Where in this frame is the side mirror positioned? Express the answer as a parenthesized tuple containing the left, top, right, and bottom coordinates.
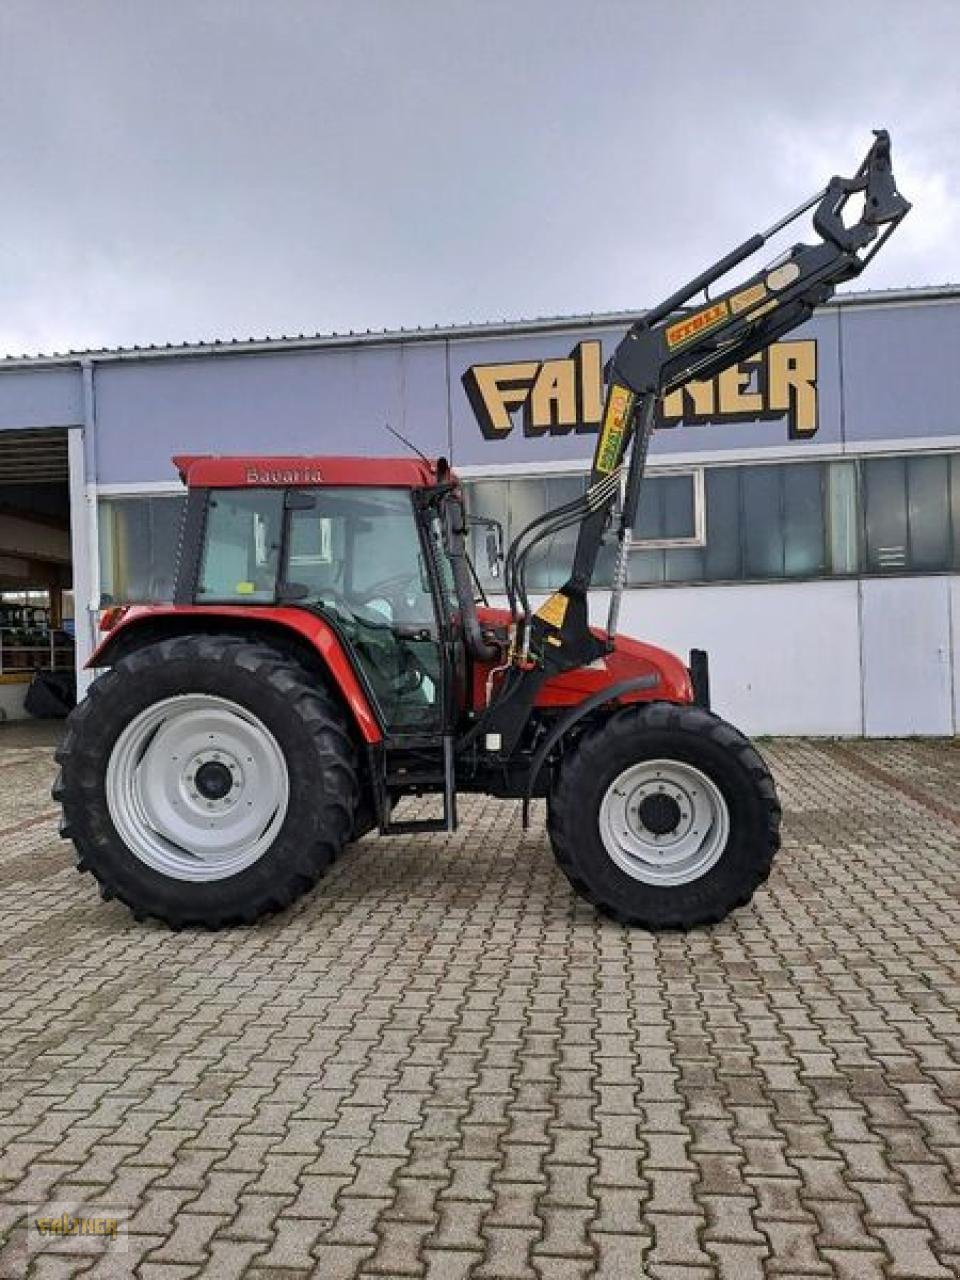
(471, 517, 504, 579)
(485, 527, 502, 579)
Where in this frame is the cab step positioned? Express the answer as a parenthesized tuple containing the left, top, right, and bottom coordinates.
(379, 735, 457, 836)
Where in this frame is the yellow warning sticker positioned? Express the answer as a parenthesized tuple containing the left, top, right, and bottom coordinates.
(595, 384, 635, 474)
(665, 300, 729, 349)
(535, 591, 569, 630)
(235, 582, 256, 595)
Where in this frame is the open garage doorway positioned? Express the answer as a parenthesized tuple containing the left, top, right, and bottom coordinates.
(0, 428, 75, 721)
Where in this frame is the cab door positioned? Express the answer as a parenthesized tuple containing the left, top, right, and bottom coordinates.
(283, 487, 446, 734)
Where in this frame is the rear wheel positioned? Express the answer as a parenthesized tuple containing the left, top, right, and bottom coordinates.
(54, 635, 359, 928)
(547, 702, 780, 929)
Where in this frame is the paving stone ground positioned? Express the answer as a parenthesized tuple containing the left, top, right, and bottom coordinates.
(0, 725, 958, 1279)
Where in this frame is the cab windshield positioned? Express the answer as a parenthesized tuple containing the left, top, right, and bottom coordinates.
(286, 488, 438, 627)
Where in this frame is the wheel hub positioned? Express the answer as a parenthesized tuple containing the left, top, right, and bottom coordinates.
(192, 758, 236, 803)
(599, 758, 730, 887)
(637, 791, 682, 835)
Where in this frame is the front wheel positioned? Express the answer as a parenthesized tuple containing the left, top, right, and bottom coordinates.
(547, 702, 781, 929)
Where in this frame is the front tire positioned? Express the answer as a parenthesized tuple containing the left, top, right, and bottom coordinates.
(54, 635, 359, 929)
(547, 702, 780, 929)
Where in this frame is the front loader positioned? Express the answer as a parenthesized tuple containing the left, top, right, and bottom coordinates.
(55, 132, 909, 930)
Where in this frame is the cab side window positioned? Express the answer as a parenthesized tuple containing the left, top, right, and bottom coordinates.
(198, 490, 284, 602)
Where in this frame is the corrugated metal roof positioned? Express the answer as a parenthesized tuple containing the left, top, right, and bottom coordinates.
(2, 282, 958, 370)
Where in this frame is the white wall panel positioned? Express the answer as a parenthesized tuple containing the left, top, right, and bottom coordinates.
(576, 581, 865, 737)
(860, 577, 953, 736)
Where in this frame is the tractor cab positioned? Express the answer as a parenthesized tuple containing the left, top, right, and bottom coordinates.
(175, 456, 462, 734)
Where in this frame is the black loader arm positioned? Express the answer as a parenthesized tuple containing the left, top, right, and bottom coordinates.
(509, 130, 910, 677)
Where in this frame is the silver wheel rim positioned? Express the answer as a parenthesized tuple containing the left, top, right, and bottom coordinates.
(105, 694, 290, 882)
(599, 758, 730, 886)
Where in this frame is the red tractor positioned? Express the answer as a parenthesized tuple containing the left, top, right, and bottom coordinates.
(55, 134, 909, 930)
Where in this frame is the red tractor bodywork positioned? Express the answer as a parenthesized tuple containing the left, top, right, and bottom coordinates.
(91, 601, 693, 745)
(173, 454, 436, 489)
(471, 605, 692, 710)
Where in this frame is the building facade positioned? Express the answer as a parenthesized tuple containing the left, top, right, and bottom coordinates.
(1, 284, 958, 735)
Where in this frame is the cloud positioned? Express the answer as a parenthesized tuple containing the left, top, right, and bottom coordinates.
(0, 0, 957, 356)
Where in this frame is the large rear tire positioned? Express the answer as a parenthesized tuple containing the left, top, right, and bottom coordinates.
(547, 702, 780, 929)
(54, 635, 359, 929)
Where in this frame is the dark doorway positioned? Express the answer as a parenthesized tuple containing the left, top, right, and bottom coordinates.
(0, 429, 74, 721)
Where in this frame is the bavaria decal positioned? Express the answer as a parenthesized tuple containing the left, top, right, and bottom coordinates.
(245, 467, 324, 485)
(462, 338, 818, 441)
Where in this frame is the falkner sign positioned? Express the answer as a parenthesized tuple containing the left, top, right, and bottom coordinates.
(462, 338, 818, 442)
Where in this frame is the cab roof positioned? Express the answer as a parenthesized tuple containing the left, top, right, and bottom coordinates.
(173, 454, 444, 489)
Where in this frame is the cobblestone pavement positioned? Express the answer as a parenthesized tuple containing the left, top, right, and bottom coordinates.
(0, 729, 958, 1279)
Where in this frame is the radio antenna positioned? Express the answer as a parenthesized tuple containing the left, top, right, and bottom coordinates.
(384, 422, 431, 465)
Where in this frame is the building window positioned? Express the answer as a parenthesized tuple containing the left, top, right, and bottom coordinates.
(863, 454, 956, 574)
(633, 471, 703, 547)
(98, 495, 186, 604)
(698, 468, 740, 583)
(99, 453, 959, 610)
(463, 450, 960, 592)
(863, 457, 909, 571)
(909, 455, 952, 571)
(827, 462, 859, 575)
(466, 470, 703, 591)
(630, 463, 830, 586)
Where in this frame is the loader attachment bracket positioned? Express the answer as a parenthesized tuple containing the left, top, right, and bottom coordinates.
(813, 130, 911, 253)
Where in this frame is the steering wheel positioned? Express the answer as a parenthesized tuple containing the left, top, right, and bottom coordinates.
(360, 569, 424, 599)
(309, 587, 396, 635)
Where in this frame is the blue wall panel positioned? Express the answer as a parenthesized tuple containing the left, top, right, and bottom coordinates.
(839, 301, 960, 444)
(0, 366, 82, 430)
(92, 343, 450, 484)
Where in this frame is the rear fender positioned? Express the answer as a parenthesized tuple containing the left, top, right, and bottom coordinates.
(89, 605, 383, 744)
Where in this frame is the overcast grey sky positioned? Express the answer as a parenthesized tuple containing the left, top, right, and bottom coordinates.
(0, 0, 956, 357)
